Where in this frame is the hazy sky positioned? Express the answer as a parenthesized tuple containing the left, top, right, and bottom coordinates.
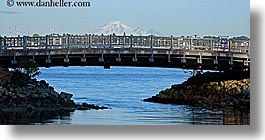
(0, 0, 250, 37)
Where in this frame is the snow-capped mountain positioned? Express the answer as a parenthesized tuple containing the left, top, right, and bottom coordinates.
(94, 21, 162, 36)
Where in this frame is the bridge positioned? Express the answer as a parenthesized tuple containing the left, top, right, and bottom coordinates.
(0, 34, 250, 71)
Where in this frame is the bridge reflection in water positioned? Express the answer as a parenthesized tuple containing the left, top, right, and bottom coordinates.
(0, 34, 250, 71)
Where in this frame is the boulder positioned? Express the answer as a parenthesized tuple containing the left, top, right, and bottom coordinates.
(40, 80, 49, 88)
(0, 79, 8, 86)
(32, 94, 40, 98)
(27, 84, 35, 89)
(0, 68, 11, 82)
(50, 91, 59, 97)
(1, 95, 8, 101)
(79, 102, 109, 110)
(60, 92, 73, 102)
(17, 94, 26, 99)
(61, 100, 76, 108)
(42, 92, 50, 98)
(82, 102, 89, 107)
(0, 87, 4, 97)
(76, 105, 89, 110)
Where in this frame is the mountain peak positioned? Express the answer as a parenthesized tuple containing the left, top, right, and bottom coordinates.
(94, 21, 162, 36)
(108, 20, 122, 25)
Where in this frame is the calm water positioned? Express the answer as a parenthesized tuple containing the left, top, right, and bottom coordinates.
(32, 66, 249, 125)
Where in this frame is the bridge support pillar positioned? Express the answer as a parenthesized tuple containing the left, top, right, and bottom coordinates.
(244, 57, 250, 71)
(81, 50, 86, 63)
(181, 53, 186, 64)
(11, 53, 17, 65)
(244, 54, 250, 67)
(243, 61, 248, 66)
(32, 53, 36, 63)
(46, 51, 51, 64)
(149, 51, 154, 63)
(99, 51, 104, 62)
(168, 50, 171, 63)
(229, 55, 234, 65)
(214, 56, 218, 65)
(132, 50, 137, 62)
(116, 50, 121, 62)
(197, 53, 202, 64)
(64, 51, 69, 63)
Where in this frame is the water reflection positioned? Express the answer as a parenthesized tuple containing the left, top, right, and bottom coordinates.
(0, 110, 73, 125)
(0, 108, 249, 125)
(190, 108, 249, 125)
(222, 109, 250, 125)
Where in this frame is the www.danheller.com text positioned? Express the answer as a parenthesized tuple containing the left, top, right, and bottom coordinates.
(7, 0, 91, 7)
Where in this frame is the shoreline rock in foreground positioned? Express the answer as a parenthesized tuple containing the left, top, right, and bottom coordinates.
(0, 67, 109, 113)
(144, 71, 250, 111)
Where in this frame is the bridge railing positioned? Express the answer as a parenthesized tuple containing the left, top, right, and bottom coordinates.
(0, 34, 250, 54)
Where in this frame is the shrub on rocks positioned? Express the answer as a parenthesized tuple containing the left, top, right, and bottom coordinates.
(16, 60, 41, 79)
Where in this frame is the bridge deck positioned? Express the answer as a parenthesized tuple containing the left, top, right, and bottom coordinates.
(0, 35, 250, 71)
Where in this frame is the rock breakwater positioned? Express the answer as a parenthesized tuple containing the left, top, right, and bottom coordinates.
(0, 67, 109, 113)
(144, 71, 250, 111)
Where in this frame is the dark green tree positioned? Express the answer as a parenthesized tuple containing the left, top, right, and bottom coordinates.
(17, 60, 41, 78)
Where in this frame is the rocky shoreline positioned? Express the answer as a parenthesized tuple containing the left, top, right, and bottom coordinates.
(144, 71, 250, 111)
(0, 67, 109, 113)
